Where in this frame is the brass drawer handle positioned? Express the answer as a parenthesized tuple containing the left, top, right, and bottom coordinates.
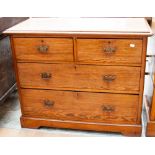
(103, 47, 116, 54)
(41, 72, 52, 79)
(43, 100, 55, 107)
(102, 105, 115, 112)
(103, 75, 116, 82)
(37, 45, 49, 53)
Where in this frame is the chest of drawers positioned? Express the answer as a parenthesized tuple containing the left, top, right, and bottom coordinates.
(5, 18, 152, 136)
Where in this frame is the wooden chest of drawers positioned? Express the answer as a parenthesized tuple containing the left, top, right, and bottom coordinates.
(5, 18, 152, 136)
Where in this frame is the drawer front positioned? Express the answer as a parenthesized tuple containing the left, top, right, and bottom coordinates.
(17, 63, 140, 93)
(21, 89, 138, 124)
(77, 39, 142, 64)
(13, 38, 73, 62)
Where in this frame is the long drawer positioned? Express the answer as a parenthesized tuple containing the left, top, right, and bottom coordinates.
(17, 63, 141, 93)
(77, 39, 142, 65)
(13, 38, 74, 62)
(21, 89, 139, 124)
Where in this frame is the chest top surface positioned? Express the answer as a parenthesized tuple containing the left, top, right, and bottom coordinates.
(4, 17, 152, 36)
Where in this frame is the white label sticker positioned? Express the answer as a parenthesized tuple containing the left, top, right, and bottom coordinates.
(130, 44, 135, 48)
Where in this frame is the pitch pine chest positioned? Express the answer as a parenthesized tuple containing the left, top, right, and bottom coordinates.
(5, 18, 152, 136)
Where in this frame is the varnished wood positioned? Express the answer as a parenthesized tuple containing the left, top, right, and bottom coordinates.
(146, 122, 155, 136)
(17, 63, 141, 93)
(144, 18, 155, 136)
(21, 117, 142, 136)
(150, 88, 155, 120)
(13, 38, 73, 62)
(144, 81, 155, 136)
(6, 18, 151, 136)
(77, 39, 142, 65)
(144, 95, 155, 136)
(21, 89, 139, 125)
(10, 36, 26, 115)
(10, 33, 148, 39)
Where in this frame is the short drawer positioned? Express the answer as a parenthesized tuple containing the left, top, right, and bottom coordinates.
(77, 39, 142, 65)
(17, 63, 141, 93)
(21, 89, 139, 124)
(13, 38, 73, 62)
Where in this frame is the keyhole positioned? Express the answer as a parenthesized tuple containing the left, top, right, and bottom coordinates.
(74, 65, 77, 70)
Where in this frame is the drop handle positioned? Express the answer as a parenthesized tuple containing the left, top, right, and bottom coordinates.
(103, 47, 116, 54)
(103, 74, 116, 82)
(37, 45, 49, 53)
(102, 105, 115, 112)
(41, 72, 52, 80)
(43, 100, 55, 107)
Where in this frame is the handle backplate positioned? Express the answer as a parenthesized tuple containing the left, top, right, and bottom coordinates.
(41, 72, 52, 79)
(37, 45, 49, 53)
(102, 105, 115, 112)
(103, 47, 116, 54)
(103, 74, 116, 82)
(43, 100, 54, 107)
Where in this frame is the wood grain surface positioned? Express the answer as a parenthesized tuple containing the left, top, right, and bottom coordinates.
(13, 38, 73, 62)
(77, 39, 142, 65)
(8, 18, 151, 136)
(17, 63, 141, 93)
(21, 89, 139, 125)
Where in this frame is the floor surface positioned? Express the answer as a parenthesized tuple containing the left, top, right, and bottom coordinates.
(0, 91, 146, 137)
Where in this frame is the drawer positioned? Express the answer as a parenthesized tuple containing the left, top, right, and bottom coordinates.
(17, 63, 141, 93)
(77, 39, 142, 65)
(13, 38, 73, 62)
(21, 89, 139, 124)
